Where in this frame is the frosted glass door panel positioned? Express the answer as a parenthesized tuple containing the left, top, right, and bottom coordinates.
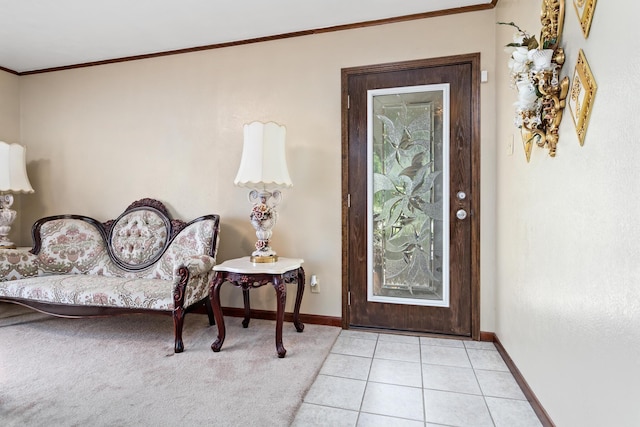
(367, 84, 450, 307)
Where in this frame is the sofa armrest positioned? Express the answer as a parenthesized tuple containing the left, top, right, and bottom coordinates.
(0, 249, 39, 281)
(173, 255, 216, 279)
(171, 255, 216, 307)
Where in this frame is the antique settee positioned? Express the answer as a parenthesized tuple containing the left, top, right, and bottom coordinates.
(0, 198, 220, 353)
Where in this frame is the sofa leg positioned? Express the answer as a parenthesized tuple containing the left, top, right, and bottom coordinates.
(173, 307, 185, 353)
(204, 298, 216, 326)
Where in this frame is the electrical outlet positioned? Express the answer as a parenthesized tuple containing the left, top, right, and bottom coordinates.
(507, 134, 514, 156)
(310, 275, 319, 293)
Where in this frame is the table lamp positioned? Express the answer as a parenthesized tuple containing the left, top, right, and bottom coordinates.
(0, 142, 35, 249)
(234, 121, 292, 263)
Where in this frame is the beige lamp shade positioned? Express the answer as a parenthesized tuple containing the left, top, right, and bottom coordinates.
(0, 142, 34, 193)
(234, 121, 293, 190)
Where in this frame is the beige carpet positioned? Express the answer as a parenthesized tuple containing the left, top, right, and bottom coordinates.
(0, 303, 340, 426)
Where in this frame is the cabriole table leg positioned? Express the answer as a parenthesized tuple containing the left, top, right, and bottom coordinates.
(272, 275, 287, 358)
(293, 267, 305, 333)
(210, 273, 226, 352)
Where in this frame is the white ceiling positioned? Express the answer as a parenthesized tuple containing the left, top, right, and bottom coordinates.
(0, 0, 492, 74)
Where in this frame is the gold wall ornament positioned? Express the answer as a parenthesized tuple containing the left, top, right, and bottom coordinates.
(527, 64, 570, 157)
(568, 49, 597, 145)
(522, 131, 534, 163)
(501, 0, 569, 162)
(574, 0, 597, 38)
(540, 0, 565, 49)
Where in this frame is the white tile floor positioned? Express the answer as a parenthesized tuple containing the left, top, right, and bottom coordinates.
(292, 329, 542, 427)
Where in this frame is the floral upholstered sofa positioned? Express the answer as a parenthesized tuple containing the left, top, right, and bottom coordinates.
(0, 198, 220, 353)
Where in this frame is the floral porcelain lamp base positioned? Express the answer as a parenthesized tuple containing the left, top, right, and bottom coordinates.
(0, 194, 18, 249)
(247, 189, 282, 264)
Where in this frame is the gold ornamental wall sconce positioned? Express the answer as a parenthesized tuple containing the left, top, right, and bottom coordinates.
(500, 0, 570, 162)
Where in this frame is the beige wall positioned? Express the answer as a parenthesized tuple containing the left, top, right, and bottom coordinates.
(495, 1, 640, 426)
(0, 70, 20, 141)
(0, 70, 29, 241)
(17, 11, 498, 323)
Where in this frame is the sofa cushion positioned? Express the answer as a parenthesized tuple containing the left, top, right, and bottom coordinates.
(110, 208, 169, 268)
(0, 275, 175, 310)
(0, 250, 39, 280)
(37, 219, 112, 276)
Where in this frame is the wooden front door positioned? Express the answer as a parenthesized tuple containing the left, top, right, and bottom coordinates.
(341, 54, 480, 338)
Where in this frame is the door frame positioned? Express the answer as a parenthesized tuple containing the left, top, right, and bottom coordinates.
(341, 54, 481, 339)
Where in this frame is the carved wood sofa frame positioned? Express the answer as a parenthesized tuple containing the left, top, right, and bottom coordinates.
(0, 198, 220, 353)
